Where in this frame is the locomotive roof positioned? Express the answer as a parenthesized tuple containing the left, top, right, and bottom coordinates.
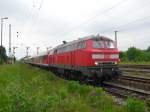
(29, 35, 113, 58)
(54, 35, 113, 49)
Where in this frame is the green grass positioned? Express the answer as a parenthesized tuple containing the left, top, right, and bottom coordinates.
(124, 98, 147, 112)
(0, 63, 148, 112)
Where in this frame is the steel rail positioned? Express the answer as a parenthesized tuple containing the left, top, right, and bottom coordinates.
(119, 64, 150, 69)
(119, 75, 150, 84)
(103, 81, 150, 96)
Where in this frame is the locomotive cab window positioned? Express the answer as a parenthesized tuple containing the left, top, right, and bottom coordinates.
(93, 40, 104, 48)
(105, 41, 115, 48)
(93, 39, 115, 49)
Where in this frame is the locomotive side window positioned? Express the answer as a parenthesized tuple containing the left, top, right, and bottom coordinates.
(55, 41, 86, 54)
(77, 41, 86, 49)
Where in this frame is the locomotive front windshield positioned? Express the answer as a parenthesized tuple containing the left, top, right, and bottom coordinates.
(93, 39, 115, 49)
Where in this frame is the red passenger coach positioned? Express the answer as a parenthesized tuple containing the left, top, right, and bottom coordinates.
(26, 35, 121, 83)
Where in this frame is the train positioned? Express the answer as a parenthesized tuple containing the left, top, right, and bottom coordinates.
(24, 35, 121, 84)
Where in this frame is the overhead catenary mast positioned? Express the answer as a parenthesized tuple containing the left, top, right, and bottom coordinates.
(9, 24, 11, 57)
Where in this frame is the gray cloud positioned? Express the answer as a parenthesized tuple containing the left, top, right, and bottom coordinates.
(0, 0, 150, 58)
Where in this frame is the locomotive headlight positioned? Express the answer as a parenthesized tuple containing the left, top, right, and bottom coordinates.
(92, 54, 104, 59)
(110, 54, 119, 59)
(115, 62, 118, 64)
(95, 62, 98, 65)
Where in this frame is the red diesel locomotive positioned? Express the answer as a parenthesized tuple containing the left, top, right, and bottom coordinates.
(25, 35, 121, 83)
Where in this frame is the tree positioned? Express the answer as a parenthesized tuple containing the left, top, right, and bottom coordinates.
(0, 46, 7, 64)
(119, 46, 150, 62)
(119, 51, 127, 61)
(146, 46, 150, 52)
(127, 47, 143, 62)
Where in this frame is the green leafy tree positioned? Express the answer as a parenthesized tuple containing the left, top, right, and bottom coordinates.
(146, 46, 150, 52)
(127, 47, 143, 62)
(119, 46, 150, 63)
(0, 46, 7, 64)
(119, 51, 127, 61)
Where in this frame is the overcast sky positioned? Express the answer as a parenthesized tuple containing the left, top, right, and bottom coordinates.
(0, 0, 150, 58)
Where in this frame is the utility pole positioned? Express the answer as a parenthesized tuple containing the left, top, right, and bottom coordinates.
(37, 47, 40, 55)
(115, 31, 118, 48)
(1, 17, 8, 46)
(26, 47, 30, 57)
(9, 24, 11, 57)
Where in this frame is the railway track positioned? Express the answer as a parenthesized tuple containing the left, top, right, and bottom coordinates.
(102, 74, 150, 101)
(119, 64, 150, 69)
(119, 75, 150, 84)
(103, 81, 150, 100)
(119, 64, 150, 73)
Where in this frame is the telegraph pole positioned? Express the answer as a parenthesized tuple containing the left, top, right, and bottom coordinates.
(9, 24, 11, 57)
(115, 31, 118, 48)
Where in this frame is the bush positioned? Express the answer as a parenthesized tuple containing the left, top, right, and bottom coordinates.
(58, 87, 68, 99)
(46, 72, 56, 81)
(125, 98, 147, 112)
(67, 81, 81, 94)
(67, 81, 93, 96)
(95, 88, 104, 96)
(61, 98, 91, 112)
(78, 85, 93, 96)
